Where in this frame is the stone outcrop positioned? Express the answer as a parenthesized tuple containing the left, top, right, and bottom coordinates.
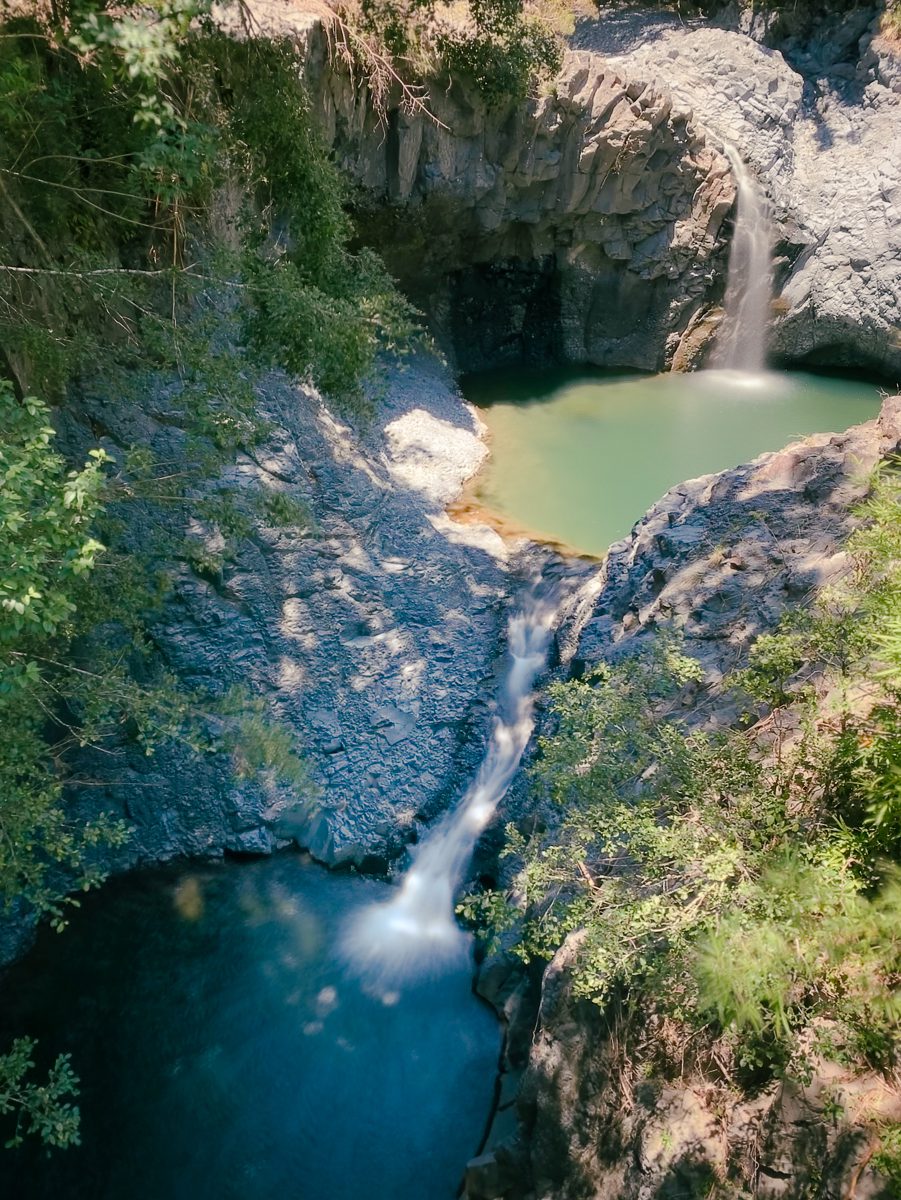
(241, 4, 901, 378)
(295, 19, 735, 372)
(482, 933, 900, 1200)
(466, 394, 901, 1199)
(55, 352, 546, 880)
(577, 5, 901, 378)
(568, 394, 901, 689)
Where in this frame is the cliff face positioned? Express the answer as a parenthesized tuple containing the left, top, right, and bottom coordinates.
(497, 932, 900, 1200)
(576, 5, 901, 378)
(298, 22, 734, 372)
(466, 396, 901, 1200)
(285, 5, 900, 379)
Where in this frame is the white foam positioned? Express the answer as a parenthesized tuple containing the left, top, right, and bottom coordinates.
(342, 591, 556, 986)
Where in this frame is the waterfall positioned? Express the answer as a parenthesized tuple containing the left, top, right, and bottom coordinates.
(713, 145, 773, 374)
(342, 590, 557, 984)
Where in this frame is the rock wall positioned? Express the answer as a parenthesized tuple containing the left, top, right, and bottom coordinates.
(479, 933, 900, 1200)
(466, 395, 901, 1200)
(244, 4, 901, 379)
(49, 352, 551, 893)
(295, 18, 734, 372)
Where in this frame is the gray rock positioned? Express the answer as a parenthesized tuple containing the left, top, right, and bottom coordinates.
(470, 394, 901, 1200)
(286, 15, 734, 374)
(53, 351, 551, 883)
(577, 9, 901, 378)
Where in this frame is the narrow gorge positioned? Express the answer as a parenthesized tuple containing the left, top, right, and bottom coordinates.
(0, 2, 900, 1198)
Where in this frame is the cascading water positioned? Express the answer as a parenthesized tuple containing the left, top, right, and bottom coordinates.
(342, 590, 557, 983)
(713, 144, 773, 374)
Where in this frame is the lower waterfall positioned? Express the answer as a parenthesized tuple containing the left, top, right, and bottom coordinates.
(342, 589, 557, 982)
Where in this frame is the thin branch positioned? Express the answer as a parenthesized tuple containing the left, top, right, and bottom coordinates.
(0, 167, 150, 204)
(0, 175, 53, 263)
(320, 5, 448, 130)
(1, 263, 197, 279)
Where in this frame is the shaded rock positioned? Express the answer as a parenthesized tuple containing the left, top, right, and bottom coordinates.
(56, 352, 550, 880)
(279, 15, 735, 373)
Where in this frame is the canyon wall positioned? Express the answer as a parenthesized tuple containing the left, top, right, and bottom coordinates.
(281, 5, 900, 379)
(297, 19, 735, 372)
(54, 355, 540, 887)
(27, 3, 898, 923)
(577, 4, 901, 377)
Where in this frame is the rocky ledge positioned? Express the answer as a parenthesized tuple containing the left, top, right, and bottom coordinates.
(576, 4, 901, 378)
(296, 18, 734, 374)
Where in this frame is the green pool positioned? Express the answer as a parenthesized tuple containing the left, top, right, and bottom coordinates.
(463, 368, 883, 557)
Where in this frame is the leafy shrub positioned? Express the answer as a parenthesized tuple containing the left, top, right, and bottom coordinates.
(353, 0, 562, 102)
(0, 1039, 80, 1151)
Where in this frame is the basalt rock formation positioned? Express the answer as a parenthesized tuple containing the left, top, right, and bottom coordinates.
(53, 355, 536, 888)
(577, 5, 901, 378)
(280, 4, 900, 379)
(296, 18, 735, 373)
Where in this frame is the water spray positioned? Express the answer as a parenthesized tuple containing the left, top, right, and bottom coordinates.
(713, 144, 773, 375)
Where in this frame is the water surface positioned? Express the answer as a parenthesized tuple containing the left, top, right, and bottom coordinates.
(0, 856, 499, 1200)
(464, 368, 882, 557)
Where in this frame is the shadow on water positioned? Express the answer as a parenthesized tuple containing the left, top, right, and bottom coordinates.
(0, 855, 500, 1200)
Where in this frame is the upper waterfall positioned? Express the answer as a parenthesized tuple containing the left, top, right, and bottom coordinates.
(713, 145, 773, 374)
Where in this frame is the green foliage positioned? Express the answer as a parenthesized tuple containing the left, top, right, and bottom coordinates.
(477, 462, 901, 1087)
(873, 1123, 901, 1188)
(354, 0, 562, 102)
(0, 383, 129, 922)
(0, 388, 109, 642)
(0, 1038, 79, 1150)
(436, 0, 562, 103)
(0, 5, 416, 408)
